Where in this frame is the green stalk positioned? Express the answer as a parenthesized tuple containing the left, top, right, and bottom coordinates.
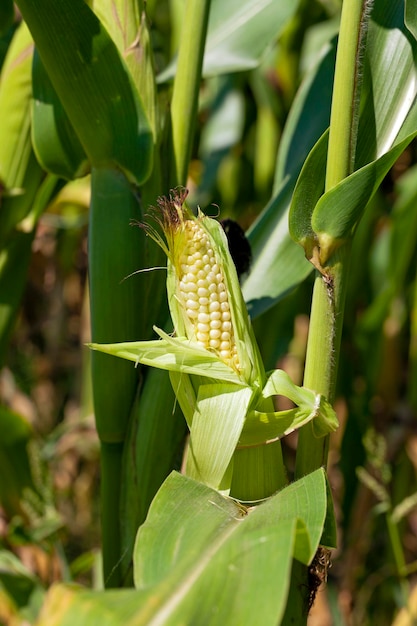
(170, 0, 211, 186)
(89, 168, 144, 587)
(295, 0, 368, 478)
(286, 0, 370, 622)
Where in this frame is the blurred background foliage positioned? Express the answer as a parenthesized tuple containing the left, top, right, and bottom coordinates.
(1, 0, 417, 624)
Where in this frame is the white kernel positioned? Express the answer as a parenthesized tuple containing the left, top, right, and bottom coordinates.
(209, 329, 221, 340)
(220, 301, 230, 312)
(220, 341, 230, 351)
(199, 297, 209, 306)
(194, 259, 203, 269)
(220, 349, 231, 359)
(197, 278, 208, 288)
(210, 292, 219, 302)
(204, 264, 212, 274)
(206, 247, 214, 257)
(198, 312, 210, 324)
(209, 301, 220, 312)
(210, 320, 222, 330)
(186, 272, 196, 282)
(218, 282, 226, 292)
(202, 254, 210, 264)
(212, 264, 220, 274)
(186, 299, 199, 310)
(186, 291, 198, 302)
(208, 283, 217, 293)
(223, 321, 232, 331)
(197, 331, 208, 343)
(211, 311, 221, 320)
(221, 331, 230, 341)
(187, 309, 198, 319)
(219, 291, 228, 303)
(197, 341, 206, 348)
(216, 273, 223, 283)
(222, 311, 231, 321)
(209, 338, 220, 348)
(197, 287, 209, 297)
(197, 322, 210, 333)
(207, 272, 216, 284)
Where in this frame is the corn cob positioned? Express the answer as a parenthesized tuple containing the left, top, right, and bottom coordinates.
(144, 189, 243, 373)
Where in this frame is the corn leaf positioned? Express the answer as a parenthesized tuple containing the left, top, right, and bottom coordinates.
(186, 383, 253, 489)
(16, 0, 153, 184)
(89, 333, 245, 385)
(31, 49, 89, 180)
(244, 0, 417, 314)
(0, 21, 33, 192)
(158, 0, 299, 80)
(35, 469, 333, 625)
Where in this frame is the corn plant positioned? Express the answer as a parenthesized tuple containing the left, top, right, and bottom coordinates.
(1, 0, 417, 624)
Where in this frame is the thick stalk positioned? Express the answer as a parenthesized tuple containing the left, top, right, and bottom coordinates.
(286, 0, 369, 622)
(295, 0, 368, 477)
(170, 0, 211, 186)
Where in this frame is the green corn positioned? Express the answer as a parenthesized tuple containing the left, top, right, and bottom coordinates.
(91, 189, 338, 499)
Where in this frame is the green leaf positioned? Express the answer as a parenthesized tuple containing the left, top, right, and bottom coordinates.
(312, 132, 417, 263)
(89, 332, 245, 385)
(16, 0, 153, 184)
(242, 41, 336, 317)
(159, 0, 299, 80)
(0, 21, 33, 191)
(186, 384, 253, 489)
(31, 49, 89, 180)
(132, 469, 330, 625)
(288, 130, 328, 256)
(242, 176, 312, 318)
(35, 470, 332, 625)
(405, 0, 417, 41)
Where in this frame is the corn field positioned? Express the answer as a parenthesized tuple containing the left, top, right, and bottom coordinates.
(1, 0, 417, 625)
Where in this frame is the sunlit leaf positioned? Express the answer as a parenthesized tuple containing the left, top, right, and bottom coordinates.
(158, 0, 300, 80)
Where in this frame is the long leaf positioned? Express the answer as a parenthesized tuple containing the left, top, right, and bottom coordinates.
(16, 0, 152, 184)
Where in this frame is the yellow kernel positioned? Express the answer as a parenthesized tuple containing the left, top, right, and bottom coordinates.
(186, 299, 199, 310)
(198, 312, 210, 324)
